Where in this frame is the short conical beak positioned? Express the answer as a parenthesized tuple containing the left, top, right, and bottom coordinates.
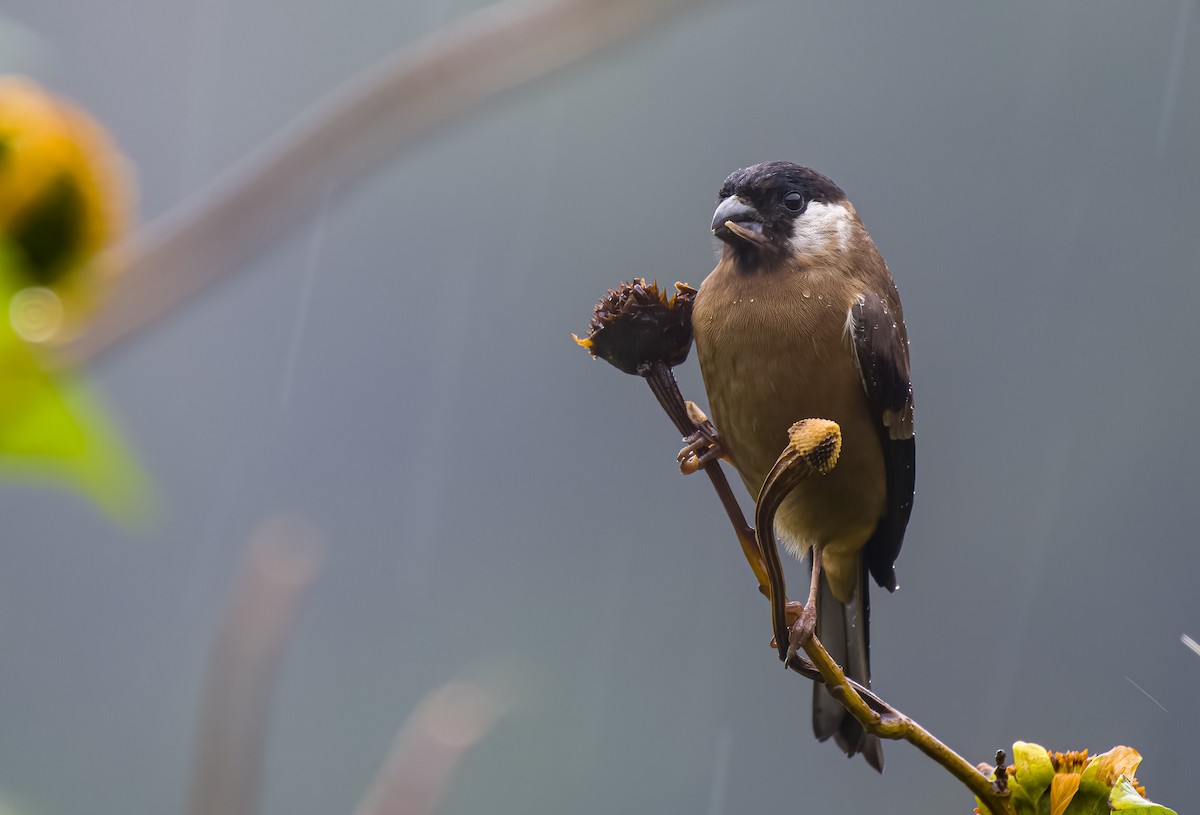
(712, 195, 767, 246)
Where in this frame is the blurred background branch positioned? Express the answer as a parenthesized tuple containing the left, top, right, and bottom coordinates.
(187, 516, 323, 815)
(54, 0, 696, 368)
(353, 680, 510, 815)
(186, 514, 507, 815)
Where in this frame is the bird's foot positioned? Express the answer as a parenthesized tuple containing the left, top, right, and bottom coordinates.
(677, 401, 725, 474)
(770, 601, 806, 650)
(785, 602, 817, 664)
(784, 545, 823, 662)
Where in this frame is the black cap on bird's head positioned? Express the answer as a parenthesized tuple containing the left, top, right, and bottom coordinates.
(711, 162, 849, 260)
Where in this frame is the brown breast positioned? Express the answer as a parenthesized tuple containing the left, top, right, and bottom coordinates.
(692, 258, 886, 593)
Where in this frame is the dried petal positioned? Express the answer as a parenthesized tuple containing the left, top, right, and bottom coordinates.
(1080, 745, 1141, 792)
(1049, 772, 1081, 815)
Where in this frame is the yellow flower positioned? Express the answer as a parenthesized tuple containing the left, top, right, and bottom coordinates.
(977, 742, 1173, 815)
(0, 75, 132, 341)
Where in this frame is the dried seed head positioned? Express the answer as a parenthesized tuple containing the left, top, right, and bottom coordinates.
(787, 419, 842, 475)
(1049, 750, 1089, 774)
(574, 279, 696, 375)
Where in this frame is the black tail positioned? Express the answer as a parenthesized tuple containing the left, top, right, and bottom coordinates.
(810, 557, 883, 772)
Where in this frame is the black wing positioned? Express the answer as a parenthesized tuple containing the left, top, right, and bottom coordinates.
(849, 291, 915, 592)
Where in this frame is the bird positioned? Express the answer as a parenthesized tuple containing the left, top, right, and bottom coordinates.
(691, 161, 915, 771)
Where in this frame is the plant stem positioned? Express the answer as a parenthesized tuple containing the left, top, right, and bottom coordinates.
(640, 361, 770, 594)
(756, 440, 1016, 815)
(753, 444, 808, 661)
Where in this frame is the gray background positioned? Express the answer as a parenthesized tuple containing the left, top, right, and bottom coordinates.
(1, 1, 1197, 813)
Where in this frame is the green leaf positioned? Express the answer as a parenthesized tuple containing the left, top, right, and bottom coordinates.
(1061, 784, 1112, 815)
(0, 249, 151, 523)
(1109, 775, 1176, 814)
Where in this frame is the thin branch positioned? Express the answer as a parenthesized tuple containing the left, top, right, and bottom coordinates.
(641, 361, 770, 593)
(55, 0, 696, 367)
(187, 515, 324, 815)
(756, 435, 1015, 815)
(638, 360, 1014, 814)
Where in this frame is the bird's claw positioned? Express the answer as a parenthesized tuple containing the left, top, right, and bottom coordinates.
(785, 603, 817, 664)
(678, 402, 725, 474)
(678, 433, 724, 474)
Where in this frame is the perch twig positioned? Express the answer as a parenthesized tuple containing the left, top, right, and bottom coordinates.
(756, 429, 1016, 815)
(641, 360, 770, 593)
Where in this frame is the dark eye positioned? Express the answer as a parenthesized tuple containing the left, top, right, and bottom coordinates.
(783, 191, 805, 212)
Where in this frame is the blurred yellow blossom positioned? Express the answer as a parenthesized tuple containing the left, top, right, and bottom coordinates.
(0, 77, 146, 521)
(0, 75, 131, 340)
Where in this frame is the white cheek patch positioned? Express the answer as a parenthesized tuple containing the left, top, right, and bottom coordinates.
(788, 201, 853, 255)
